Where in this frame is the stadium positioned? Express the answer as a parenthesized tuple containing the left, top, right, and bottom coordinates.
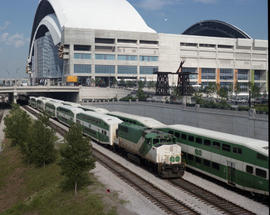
(27, 0, 268, 95)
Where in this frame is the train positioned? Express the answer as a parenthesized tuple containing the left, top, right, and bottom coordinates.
(106, 109, 269, 196)
(28, 96, 185, 178)
(28, 96, 269, 195)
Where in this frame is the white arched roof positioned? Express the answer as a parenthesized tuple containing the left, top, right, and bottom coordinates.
(39, 0, 156, 33)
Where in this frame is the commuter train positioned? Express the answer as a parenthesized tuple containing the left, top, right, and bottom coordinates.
(158, 125, 269, 195)
(105, 110, 269, 195)
(28, 96, 185, 178)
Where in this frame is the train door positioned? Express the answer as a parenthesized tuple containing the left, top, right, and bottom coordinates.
(227, 161, 236, 185)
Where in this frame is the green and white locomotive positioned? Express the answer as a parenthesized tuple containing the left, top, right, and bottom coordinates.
(117, 122, 185, 178)
(159, 124, 269, 195)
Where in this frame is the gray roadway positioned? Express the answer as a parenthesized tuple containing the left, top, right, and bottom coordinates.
(86, 101, 268, 141)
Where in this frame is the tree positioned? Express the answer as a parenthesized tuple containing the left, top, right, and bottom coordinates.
(59, 124, 95, 195)
(234, 81, 241, 99)
(26, 114, 57, 167)
(4, 104, 31, 153)
(249, 82, 261, 99)
(218, 87, 229, 100)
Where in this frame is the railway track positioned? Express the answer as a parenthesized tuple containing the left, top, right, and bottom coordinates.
(169, 178, 255, 215)
(22, 105, 258, 215)
(23, 105, 198, 215)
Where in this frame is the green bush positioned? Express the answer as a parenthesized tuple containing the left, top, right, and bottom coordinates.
(238, 106, 250, 111)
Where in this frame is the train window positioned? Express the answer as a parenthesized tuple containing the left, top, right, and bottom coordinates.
(175, 132, 180, 138)
(257, 153, 267, 161)
(182, 152, 186, 159)
(146, 138, 151, 145)
(187, 154, 194, 161)
(212, 162, 220, 170)
(181, 133, 187, 140)
(168, 130, 174, 135)
(203, 159, 210, 167)
(246, 165, 253, 174)
(222, 144, 231, 152)
(195, 137, 202, 144)
(204, 139, 211, 146)
(188, 136, 194, 142)
(153, 139, 159, 145)
(195, 157, 201, 164)
(213, 141, 220, 149)
(256, 168, 267, 178)
(233, 147, 242, 154)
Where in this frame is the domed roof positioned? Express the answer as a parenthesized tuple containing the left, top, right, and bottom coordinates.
(183, 20, 251, 39)
(36, 0, 155, 33)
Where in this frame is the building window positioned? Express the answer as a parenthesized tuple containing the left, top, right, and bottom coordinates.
(182, 68, 198, 79)
(256, 168, 267, 178)
(254, 70, 265, 81)
(246, 165, 253, 174)
(140, 40, 158, 45)
(95, 54, 115, 60)
(140, 66, 158, 74)
(180, 42, 197, 47)
(220, 69, 233, 80)
(199, 43, 216, 48)
(220, 82, 233, 90)
(118, 55, 137, 61)
(95, 65, 115, 74)
(140, 56, 158, 62)
(118, 66, 137, 74)
(95, 38, 115, 44)
(238, 69, 249, 80)
(74, 45, 91, 51)
(74, 53, 91, 59)
(222, 144, 231, 152)
(117, 39, 137, 44)
(201, 68, 216, 80)
(74, 64, 91, 73)
(239, 83, 249, 92)
(218, 45, 233, 49)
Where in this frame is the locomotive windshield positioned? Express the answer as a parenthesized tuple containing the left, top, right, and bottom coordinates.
(152, 136, 176, 147)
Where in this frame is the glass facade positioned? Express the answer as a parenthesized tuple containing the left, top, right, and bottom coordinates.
(95, 65, 115, 74)
(238, 69, 249, 80)
(95, 54, 115, 60)
(201, 68, 216, 80)
(140, 66, 158, 74)
(74, 64, 91, 73)
(220, 82, 233, 89)
(239, 82, 248, 92)
(220, 69, 233, 80)
(140, 56, 158, 62)
(118, 55, 137, 61)
(182, 67, 198, 79)
(254, 70, 265, 80)
(118, 66, 137, 74)
(34, 32, 63, 79)
(74, 53, 91, 59)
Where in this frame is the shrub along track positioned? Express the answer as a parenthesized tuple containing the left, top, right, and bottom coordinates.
(23, 105, 256, 215)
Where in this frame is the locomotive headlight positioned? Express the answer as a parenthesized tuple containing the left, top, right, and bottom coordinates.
(170, 156, 175, 162)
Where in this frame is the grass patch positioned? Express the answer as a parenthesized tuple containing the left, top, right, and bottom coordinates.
(0, 139, 121, 215)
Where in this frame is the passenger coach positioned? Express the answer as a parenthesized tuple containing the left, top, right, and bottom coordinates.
(76, 111, 122, 145)
(159, 124, 269, 195)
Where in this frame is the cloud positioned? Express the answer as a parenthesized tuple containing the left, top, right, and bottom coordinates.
(135, 0, 216, 10)
(0, 21, 11, 31)
(0, 32, 28, 48)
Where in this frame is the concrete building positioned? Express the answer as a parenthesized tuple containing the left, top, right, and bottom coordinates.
(27, 0, 268, 95)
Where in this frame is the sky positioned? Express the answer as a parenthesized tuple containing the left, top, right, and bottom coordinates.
(0, 0, 268, 79)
